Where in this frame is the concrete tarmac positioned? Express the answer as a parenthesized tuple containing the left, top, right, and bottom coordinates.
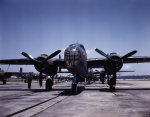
(0, 79, 150, 117)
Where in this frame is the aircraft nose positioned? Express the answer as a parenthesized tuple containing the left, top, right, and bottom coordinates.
(64, 49, 79, 68)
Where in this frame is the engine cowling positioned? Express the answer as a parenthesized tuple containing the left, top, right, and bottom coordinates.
(104, 54, 123, 74)
(34, 54, 58, 76)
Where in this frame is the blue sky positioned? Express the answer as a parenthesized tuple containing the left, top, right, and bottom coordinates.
(0, 0, 150, 75)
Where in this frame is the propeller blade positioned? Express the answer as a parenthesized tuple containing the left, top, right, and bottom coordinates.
(21, 52, 38, 63)
(94, 48, 111, 59)
(122, 50, 138, 60)
(46, 50, 61, 60)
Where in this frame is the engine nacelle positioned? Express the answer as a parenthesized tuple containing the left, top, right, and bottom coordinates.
(104, 54, 123, 75)
(34, 54, 58, 76)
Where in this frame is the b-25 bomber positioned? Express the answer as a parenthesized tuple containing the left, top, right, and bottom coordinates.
(0, 43, 150, 93)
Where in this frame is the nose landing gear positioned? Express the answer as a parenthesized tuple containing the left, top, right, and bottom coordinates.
(72, 73, 78, 94)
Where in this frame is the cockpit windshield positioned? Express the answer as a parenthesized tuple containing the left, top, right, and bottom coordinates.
(79, 44, 85, 50)
(69, 43, 85, 51)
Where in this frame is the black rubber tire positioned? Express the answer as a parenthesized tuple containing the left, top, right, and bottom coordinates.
(3, 80, 6, 84)
(46, 79, 53, 91)
(110, 85, 116, 91)
(101, 78, 105, 84)
(72, 83, 77, 94)
(109, 77, 116, 91)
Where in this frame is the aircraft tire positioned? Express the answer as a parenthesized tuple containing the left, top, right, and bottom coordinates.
(3, 80, 6, 84)
(110, 85, 116, 91)
(101, 78, 105, 84)
(72, 83, 77, 94)
(45, 79, 53, 91)
(109, 77, 116, 91)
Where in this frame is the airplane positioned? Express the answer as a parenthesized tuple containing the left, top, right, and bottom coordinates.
(0, 67, 36, 84)
(1, 43, 150, 93)
(93, 69, 135, 84)
(0, 68, 7, 84)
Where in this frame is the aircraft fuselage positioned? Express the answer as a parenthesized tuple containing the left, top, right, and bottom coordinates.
(64, 43, 87, 81)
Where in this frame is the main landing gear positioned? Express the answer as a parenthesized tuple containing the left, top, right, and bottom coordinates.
(108, 73, 116, 91)
(2, 79, 6, 84)
(100, 73, 106, 84)
(46, 78, 53, 91)
(100, 77, 105, 84)
(45, 76, 54, 91)
(39, 72, 43, 87)
(72, 83, 77, 94)
(72, 74, 78, 94)
(39, 73, 53, 91)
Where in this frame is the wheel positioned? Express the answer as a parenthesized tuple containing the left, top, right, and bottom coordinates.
(109, 77, 116, 91)
(72, 83, 77, 94)
(88, 80, 91, 84)
(101, 78, 105, 84)
(3, 80, 6, 84)
(46, 79, 53, 91)
(110, 85, 116, 91)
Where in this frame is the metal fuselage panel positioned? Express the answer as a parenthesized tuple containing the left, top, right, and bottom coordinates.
(64, 44, 87, 78)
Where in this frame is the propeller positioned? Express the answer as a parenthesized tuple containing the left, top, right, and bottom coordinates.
(94, 48, 111, 59)
(46, 50, 61, 60)
(21, 52, 38, 63)
(94, 48, 137, 59)
(94, 48, 138, 74)
(21, 50, 61, 88)
(21, 50, 61, 62)
(121, 50, 137, 60)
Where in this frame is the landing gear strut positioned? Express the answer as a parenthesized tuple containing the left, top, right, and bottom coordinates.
(46, 78, 53, 91)
(72, 73, 78, 94)
(100, 78, 105, 84)
(39, 72, 43, 87)
(100, 72, 106, 84)
(109, 73, 116, 91)
(108, 73, 116, 91)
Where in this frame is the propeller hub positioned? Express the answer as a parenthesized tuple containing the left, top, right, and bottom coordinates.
(104, 55, 123, 74)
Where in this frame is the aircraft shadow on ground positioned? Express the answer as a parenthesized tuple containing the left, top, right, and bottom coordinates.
(0, 87, 150, 93)
(99, 88, 150, 92)
(58, 86, 85, 96)
(0, 89, 47, 92)
(0, 86, 85, 95)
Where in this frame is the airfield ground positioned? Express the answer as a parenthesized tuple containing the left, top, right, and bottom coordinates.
(0, 79, 150, 117)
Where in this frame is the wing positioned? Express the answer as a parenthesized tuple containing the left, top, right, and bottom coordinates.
(123, 56, 150, 63)
(0, 58, 67, 69)
(53, 58, 66, 68)
(0, 58, 33, 65)
(87, 56, 150, 68)
(87, 58, 105, 68)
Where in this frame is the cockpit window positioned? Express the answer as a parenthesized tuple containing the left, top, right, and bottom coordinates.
(80, 44, 85, 50)
(69, 44, 76, 47)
